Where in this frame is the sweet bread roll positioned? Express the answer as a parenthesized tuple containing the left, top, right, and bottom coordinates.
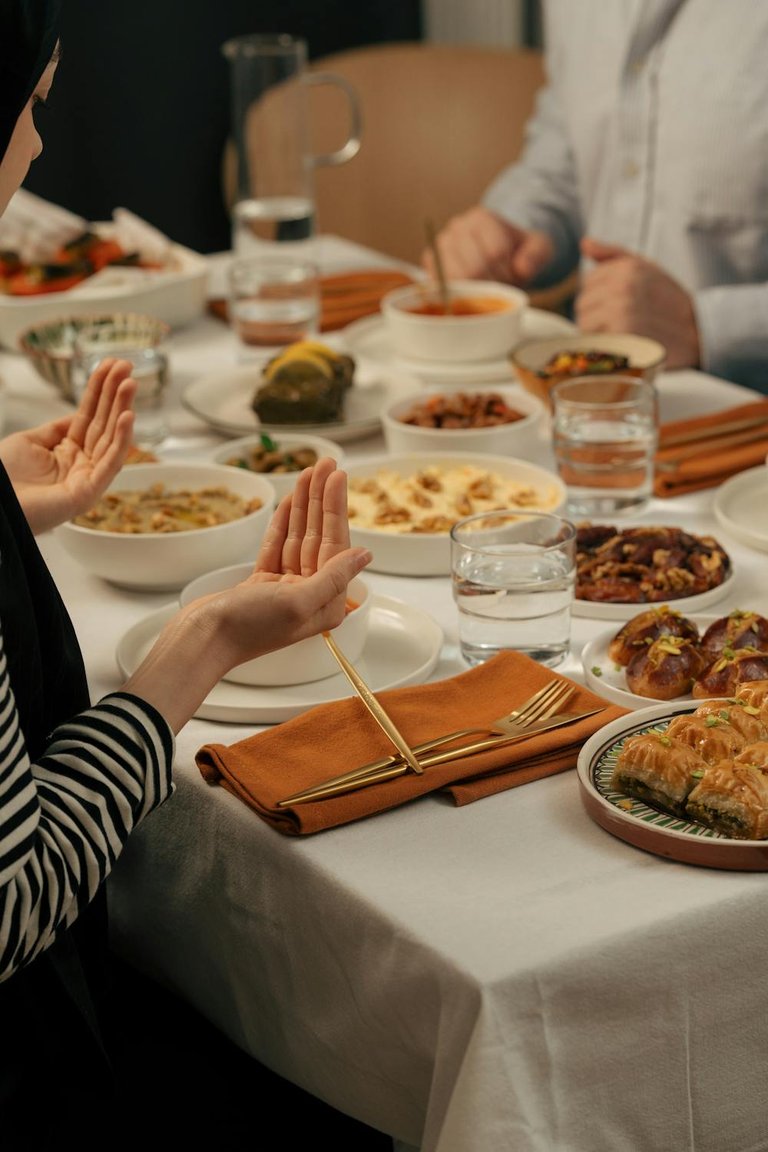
(608, 607, 699, 667)
(625, 635, 707, 700)
(699, 610, 768, 660)
(692, 648, 768, 698)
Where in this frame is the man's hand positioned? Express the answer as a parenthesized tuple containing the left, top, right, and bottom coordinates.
(577, 238, 700, 370)
(421, 206, 554, 285)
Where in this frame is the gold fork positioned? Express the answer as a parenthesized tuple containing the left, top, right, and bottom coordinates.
(279, 705, 600, 807)
(280, 679, 576, 805)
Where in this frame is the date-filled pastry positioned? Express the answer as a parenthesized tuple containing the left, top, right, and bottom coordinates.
(625, 635, 707, 700)
(699, 610, 768, 661)
(611, 730, 707, 816)
(685, 754, 768, 839)
(692, 648, 768, 698)
(608, 607, 699, 667)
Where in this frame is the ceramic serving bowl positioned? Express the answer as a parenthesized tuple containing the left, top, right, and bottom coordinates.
(54, 462, 276, 592)
(346, 451, 567, 576)
(381, 385, 545, 461)
(509, 332, 666, 408)
(180, 564, 372, 685)
(18, 311, 170, 402)
(380, 279, 529, 364)
(211, 432, 345, 501)
(1, 236, 207, 352)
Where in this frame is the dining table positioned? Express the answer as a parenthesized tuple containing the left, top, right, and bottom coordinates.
(2, 235, 768, 1152)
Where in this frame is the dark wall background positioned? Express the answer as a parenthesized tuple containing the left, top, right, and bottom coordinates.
(25, 0, 422, 253)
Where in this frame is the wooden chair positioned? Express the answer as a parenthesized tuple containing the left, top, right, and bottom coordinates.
(305, 40, 546, 265)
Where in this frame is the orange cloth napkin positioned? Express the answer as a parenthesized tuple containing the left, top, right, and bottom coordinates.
(654, 400, 768, 498)
(207, 268, 414, 333)
(196, 652, 627, 836)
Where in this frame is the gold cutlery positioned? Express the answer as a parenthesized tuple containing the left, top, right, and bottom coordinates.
(282, 679, 576, 804)
(278, 705, 601, 807)
(322, 631, 423, 775)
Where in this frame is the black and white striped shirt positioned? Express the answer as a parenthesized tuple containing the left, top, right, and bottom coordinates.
(0, 633, 174, 981)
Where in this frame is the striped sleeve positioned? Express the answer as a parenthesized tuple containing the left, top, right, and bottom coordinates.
(0, 635, 174, 981)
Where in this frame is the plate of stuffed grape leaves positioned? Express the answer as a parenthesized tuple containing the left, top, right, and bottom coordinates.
(577, 687, 768, 869)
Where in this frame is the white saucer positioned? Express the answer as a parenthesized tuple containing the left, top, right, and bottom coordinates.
(714, 466, 768, 554)
(181, 354, 423, 443)
(115, 594, 443, 724)
(572, 567, 737, 621)
(339, 308, 577, 384)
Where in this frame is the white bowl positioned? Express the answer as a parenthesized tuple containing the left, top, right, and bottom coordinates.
(381, 385, 545, 461)
(55, 462, 276, 592)
(381, 280, 529, 364)
(0, 237, 208, 351)
(211, 433, 346, 501)
(180, 564, 371, 685)
(346, 451, 567, 576)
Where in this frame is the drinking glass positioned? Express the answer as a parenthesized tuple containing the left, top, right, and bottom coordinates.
(228, 256, 321, 355)
(450, 510, 577, 668)
(551, 376, 658, 518)
(73, 326, 170, 449)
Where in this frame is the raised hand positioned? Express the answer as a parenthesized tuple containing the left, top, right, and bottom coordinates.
(0, 357, 137, 534)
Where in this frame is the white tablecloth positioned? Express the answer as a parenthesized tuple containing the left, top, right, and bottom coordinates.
(3, 239, 768, 1152)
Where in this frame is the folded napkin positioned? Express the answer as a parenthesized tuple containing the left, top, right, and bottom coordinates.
(207, 268, 414, 332)
(196, 652, 627, 836)
(654, 400, 768, 498)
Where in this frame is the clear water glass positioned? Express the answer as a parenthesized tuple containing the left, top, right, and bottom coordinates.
(450, 510, 577, 668)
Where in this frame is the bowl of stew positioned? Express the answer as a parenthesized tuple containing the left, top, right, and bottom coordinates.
(381, 279, 529, 363)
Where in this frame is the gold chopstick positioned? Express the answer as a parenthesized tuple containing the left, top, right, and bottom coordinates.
(277, 709, 601, 807)
(322, 631, 423, 775)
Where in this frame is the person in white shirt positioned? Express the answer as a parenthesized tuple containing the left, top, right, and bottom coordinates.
(425, 0, 768, 391)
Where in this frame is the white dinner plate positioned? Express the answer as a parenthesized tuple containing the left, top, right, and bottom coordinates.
(713, 465, 768, 554)
(115, 594, 443, 724)
(339, 308, 577, 384)
(181, 355, 423, 443)
(572, 567, 736, 621)
(577, 702, 768, 870)
(581, 614, 718, 709)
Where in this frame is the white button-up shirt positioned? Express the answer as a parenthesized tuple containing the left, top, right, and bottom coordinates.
(485, 0, 768, 391)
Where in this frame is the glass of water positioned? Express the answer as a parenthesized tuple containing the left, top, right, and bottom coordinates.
(228, 256, 320, 356)
(450, 510, 577, 668)
(551, 375, 658, 518)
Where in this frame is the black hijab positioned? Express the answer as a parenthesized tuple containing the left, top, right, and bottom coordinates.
(0, 0, 62, 161)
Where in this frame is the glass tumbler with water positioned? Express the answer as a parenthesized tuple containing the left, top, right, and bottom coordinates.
(551, 375, 658, 518)
(450, 511, 577, 668)
(228, 256, 320, 353)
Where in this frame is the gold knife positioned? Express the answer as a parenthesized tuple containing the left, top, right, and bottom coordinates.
(277, 708, 602, 807)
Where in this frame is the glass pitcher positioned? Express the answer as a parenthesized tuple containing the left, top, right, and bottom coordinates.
(222, 33, 362, 256)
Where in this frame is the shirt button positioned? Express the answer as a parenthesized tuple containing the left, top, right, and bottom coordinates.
(623, 160, 640, 178)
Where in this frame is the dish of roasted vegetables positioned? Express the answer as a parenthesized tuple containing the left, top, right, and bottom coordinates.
(0, 230, 163, 296)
